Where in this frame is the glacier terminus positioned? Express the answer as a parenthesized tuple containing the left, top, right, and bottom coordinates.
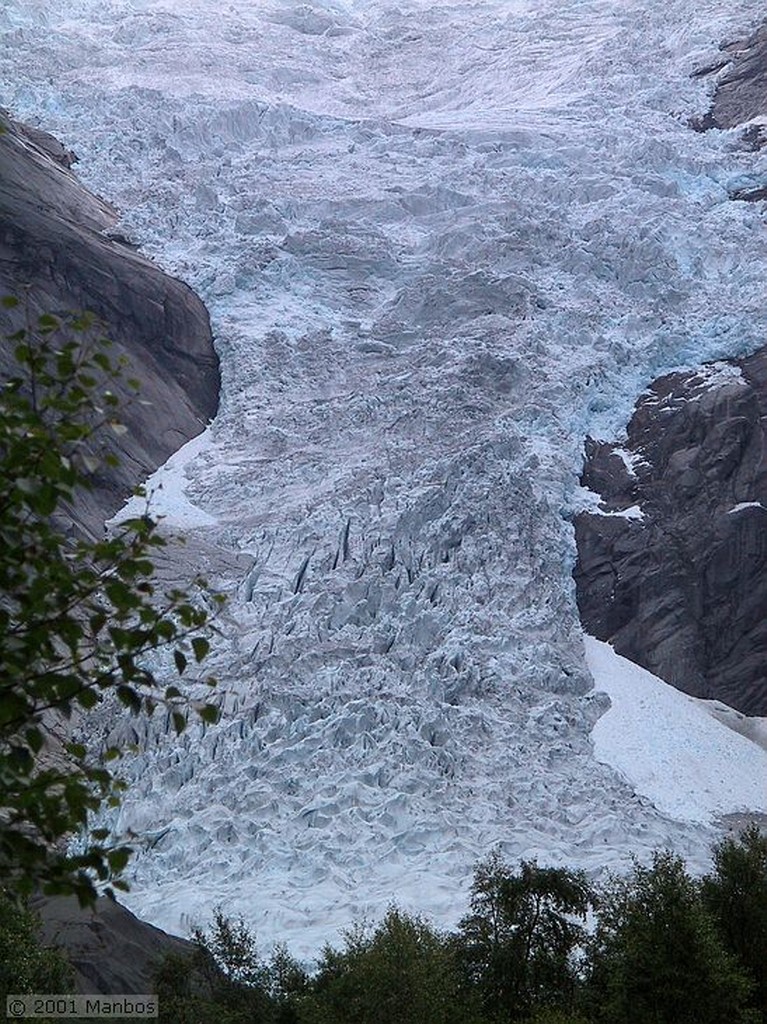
(3, 0, 767, 957)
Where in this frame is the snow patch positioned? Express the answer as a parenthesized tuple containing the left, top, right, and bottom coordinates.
(611, 447, 643, 479)
(586, 636, 767, 825)
(572, 487, 644, 521)
(109, 428, 218, 529)
(727, 501, 767, 515)
(687, 360, 748, 397)
(598, 504, 644, 521)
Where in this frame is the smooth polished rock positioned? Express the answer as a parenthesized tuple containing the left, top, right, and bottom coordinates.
(0, 112, 220, 536)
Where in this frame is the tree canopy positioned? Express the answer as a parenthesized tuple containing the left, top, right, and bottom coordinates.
(587, 850, 755, 1024)
(457, 851, 594, 1022)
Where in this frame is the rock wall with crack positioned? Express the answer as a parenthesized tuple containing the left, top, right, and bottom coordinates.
(0, 111, 220, 535)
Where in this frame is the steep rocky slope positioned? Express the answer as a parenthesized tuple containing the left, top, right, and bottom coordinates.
(575, 23, 767, 718)
(0, 112, 220, 534)
(701, 19, 767, 131)
(31, 896, 193, 994)
(574, 355, 767, 716)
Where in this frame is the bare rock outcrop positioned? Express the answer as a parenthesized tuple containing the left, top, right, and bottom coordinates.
(574, 353, 767, 716)
(576, 24, 767, 715)
(1, 111, 221, 985)
(705, 21, 767, 132)
(31, 895, 193, 994)
(0, 112, 220, 535)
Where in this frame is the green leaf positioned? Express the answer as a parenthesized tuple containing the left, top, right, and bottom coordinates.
(25, 727, 44, 754)
(116, 686, 141, 714)
(173, 650, 187, 675)
(0, 692, 31, 727)
(76, 689, 100, 710)
(172, 711, 187, 735)
(107, 847, 131, 873)
(198, 704, 220, 725)
(191, 637, 210, 662)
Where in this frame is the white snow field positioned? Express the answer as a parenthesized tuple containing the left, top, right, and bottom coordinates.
(586, 638, 767, 826)
(4, 0, 767, 956)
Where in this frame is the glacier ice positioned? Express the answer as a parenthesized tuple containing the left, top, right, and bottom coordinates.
(4, 0, 767, 957)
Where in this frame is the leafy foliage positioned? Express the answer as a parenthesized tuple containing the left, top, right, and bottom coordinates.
(0, 300, 221, 903)
(702, 824, 767, 1019)
(456, 851, 594, 1022)
(156, 909, 305, 1024)
(587, 850, 755, 1024)
(0, 891, 73, 1006)
(300, 906, 478, 1024)
(103, 831, 767, 1023)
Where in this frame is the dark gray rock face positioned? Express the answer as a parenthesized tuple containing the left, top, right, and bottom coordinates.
(577, 24, 767, 716)
(574, 352, 767, 716)
(0, 113, 220, 535)
(31, 895, 193, 994)
(706, 22, 767, 131)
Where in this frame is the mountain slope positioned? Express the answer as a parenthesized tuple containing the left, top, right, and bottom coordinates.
(3, 0, 767, 956)
(575, 35, 767, 717)
(575, 351, 767, 716)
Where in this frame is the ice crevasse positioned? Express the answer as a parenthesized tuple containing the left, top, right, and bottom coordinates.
(3, 0, 767, 956)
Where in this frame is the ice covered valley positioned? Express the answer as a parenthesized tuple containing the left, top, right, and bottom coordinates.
(3, 0, 767, 957)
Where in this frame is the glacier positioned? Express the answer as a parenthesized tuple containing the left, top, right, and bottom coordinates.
(4, 0, 767, 958)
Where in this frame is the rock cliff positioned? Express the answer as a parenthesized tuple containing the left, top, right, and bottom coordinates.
(0, 110, 220, 986)
(31, 895, 193, 994)
(703, 20, 767, 131)
(0, 112, 220, 536)
(574, 353, 767, 716)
